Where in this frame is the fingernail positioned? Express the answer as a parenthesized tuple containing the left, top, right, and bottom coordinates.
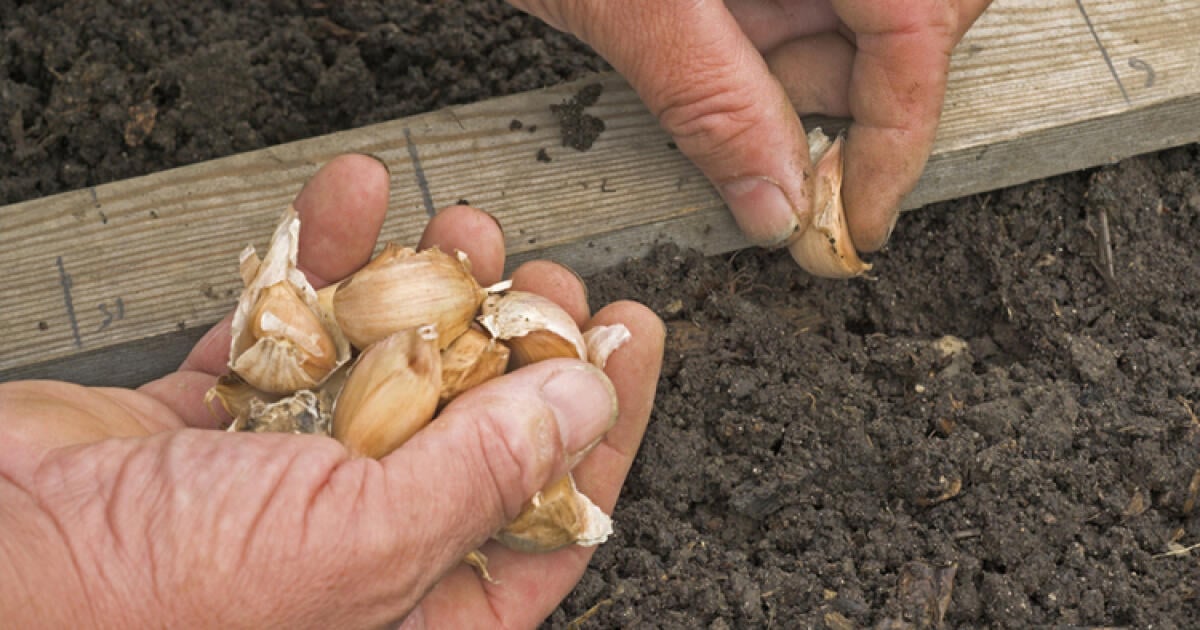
(720, 177, 800, 247)
(883, 211, 900, 246)
(354, 152, 391, 177)
(480, 209, 504, 237)
(540, 365, 618, 460)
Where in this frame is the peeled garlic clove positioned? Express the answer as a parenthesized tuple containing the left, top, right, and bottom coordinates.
(787, 129, 872, 279)
(334, 245, 486, 350)
(494, 473, 612, 553)
(229, 206, 350, 393)
(478, 291, 587, 370)
(333, 325, 442, 459)
(439, 327, 510, 407)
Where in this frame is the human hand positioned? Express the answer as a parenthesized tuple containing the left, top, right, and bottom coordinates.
(510, 0, 991, 255)
(0, 154, 665, 628)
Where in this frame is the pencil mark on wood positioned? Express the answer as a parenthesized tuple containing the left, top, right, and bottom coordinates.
(403, 127, 436, 217)
(55, 256, 82, 348)
(1128, 58, 1155, 88)
(1075, 0, 1131, 104)
(96, 297, 125, 333)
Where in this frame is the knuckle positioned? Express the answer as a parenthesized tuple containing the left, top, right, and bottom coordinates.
(652, 76, 762, 158)
(468, 398, 556, 521)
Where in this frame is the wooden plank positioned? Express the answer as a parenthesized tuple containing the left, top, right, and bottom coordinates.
(2, 0, 1199, 387)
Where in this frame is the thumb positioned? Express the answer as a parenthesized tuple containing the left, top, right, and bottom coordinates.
(513, 0, 813, 247)
(380, 358, 618, 576)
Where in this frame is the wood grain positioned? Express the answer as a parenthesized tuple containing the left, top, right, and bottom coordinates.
(2, 0, 1199, 386)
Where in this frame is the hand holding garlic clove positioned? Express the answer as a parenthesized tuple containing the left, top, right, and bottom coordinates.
(0, 154, 664, 629)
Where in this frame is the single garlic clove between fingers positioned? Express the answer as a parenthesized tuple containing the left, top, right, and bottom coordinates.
(787, 129, 872, 279)
(493, 473, 612, 553)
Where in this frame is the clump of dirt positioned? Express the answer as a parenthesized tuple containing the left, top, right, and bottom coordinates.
(550, 82, 606, 151)
(4, 2, 1200, 627)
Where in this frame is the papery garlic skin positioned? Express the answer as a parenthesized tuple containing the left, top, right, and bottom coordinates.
(439, 327, 510, 407)
(478, 290, 587, 369)
(787, 129, 872, 279)
(333, 325, 442, 459)
(334, 245, 485, 350)
(583, 324, 631, 369)
(229, 206, 350, 393)
(494, 473, 612, 553)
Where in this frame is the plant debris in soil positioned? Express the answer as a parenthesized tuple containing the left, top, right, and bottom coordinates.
(4, 2, 1200, 628)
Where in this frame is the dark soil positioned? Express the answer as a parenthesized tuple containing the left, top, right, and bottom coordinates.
(5, 2, 1199, 628)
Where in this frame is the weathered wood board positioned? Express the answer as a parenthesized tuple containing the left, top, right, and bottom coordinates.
(2, 0, 1198, 387)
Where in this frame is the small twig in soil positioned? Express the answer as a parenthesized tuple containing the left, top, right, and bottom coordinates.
(1152, 540, 1200, 559)
(1097, 204, 1116, 283)
(566, 598, 613, 629)
(1084, 203, 1117, 285)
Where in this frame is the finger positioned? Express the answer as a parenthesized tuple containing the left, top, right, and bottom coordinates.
(295, 153, 391, 287)
(144, 154, 390, 424)
(374, 358, 617, 608)
(417, 205, 506, 286)
(509, 260, 590, 326)
(832, 1, 974, 251)
(765, 32, 855, 117)
(725, 0, 840, 52)
(405, 301, 665, 628)
(513, 0, 813, 247)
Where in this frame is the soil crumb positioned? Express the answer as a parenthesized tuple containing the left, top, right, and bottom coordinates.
(551, 82, 606, 151)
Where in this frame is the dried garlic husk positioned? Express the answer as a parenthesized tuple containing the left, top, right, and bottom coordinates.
(333, 325, 442, 459)
(229, 206, 351, 393)
(206, 372, 279, 425)
(241, 390, 331, 435)
(787, 129, 871, 279)
(583, 324, 632, 369)
(494, 473, 612, 552)
(334, 245, 486, 350)
(439, 327, 510, 407)
(478, 291, 587, 370)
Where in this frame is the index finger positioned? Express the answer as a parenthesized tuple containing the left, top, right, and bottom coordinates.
(836, 1, 991, 251)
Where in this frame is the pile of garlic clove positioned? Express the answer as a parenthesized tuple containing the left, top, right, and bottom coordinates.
(207, 205, 629, 557)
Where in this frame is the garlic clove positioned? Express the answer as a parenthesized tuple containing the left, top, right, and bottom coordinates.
(333, 245, 486, 351)
(493, 473, 612, 553)
(332, 324, 442, 459)
(787, 129, 872, 279)
(232, 282, 340, 394)
(229, 206, 350, 393)
(439, 327, 510, 407)
(477, 291, 587, 370)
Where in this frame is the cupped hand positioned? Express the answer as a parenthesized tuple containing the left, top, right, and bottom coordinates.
(0, 154, 665, 628)
(510, 0, 991, 253)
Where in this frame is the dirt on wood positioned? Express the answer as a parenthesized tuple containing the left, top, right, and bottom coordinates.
(3, 2, 1199, 627)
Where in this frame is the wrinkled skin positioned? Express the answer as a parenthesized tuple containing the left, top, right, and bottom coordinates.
(510, 0, 992, 252)
(0, 154, 665, 628)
